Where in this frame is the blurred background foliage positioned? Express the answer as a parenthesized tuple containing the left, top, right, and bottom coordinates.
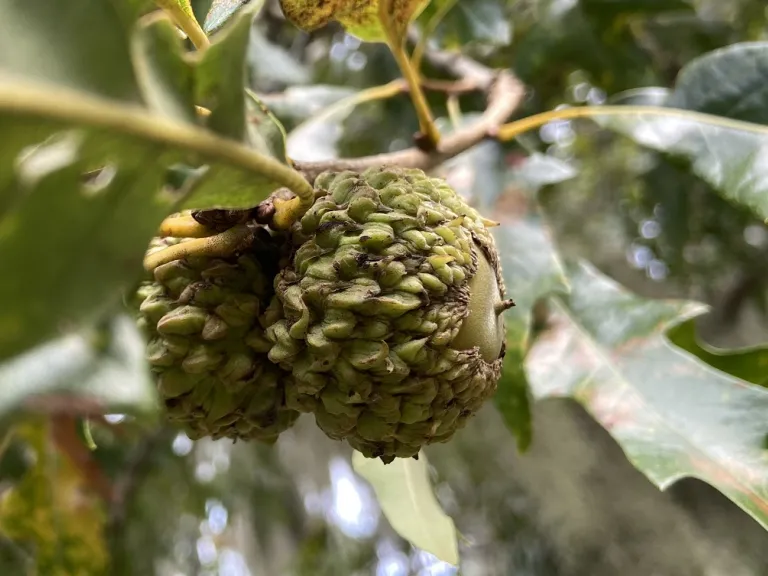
(2, 0, 768, 574)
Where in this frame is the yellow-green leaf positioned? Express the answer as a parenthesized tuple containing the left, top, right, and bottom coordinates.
(0, 419, 109, 576)
(527, 261, 768, 532)
(377, 0, 431, 43)
(156, 0, 195, 18)
(352, 450, 459, 566)
(279, 0, 431, 43)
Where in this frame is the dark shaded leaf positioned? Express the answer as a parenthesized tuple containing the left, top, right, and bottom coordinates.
(0, 0, 311, 359)
(0, 0, 141, 102)
(131, 13, 198, 124)
(134, 6, 259, 141)
(194, 4, 255, 140)
(509, 3, 657, 106)
(581, 0, 693, 18)
(527, 261, 768, 530)
(419, 0, 510, 49)
(192, 0, 215, 22)
(668, 319, 768, 386)
(0, 119, 175, 360)
(665, 42, 768, 125)
(592, 108, 768, 221)
(486, 153, 573, 449)
(0, 85, 308, 360)
(245, 89, 291, 163)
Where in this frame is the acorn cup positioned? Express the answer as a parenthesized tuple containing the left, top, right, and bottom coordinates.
(135, 224, 299, 444)
(135, 167, 512, 462)
(266, 166, 513, 462)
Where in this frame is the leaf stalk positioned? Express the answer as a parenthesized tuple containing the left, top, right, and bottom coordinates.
(155, 0, 211, 51)
(380, 3, 440, 148)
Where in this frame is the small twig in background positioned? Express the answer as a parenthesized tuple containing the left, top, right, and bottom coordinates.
(291, 34, 525, 182)
(293, 71, 525, 182)
(419, 77, 487, 95)
(446, 94, 462, 130)
(409, 29, 498, 88)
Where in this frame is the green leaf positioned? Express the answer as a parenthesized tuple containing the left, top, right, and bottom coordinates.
(418, 0, 510, 49)
(0, 0, 141, 102)
(0, 84, 309, 360)
(192, 0, 215, 22)
(131, 13, 198, 125)
(0, 115, 175, 360)
(591, 107, 768, 222)
(245, 89, 291, 164)
(204, 0, 254, 33)
(581, 0, 693, 18)
(665, 42, 768, 125)
(0, 316, 157, 419)
(490, 155, 574, 450)
(278, 0, 430, 43)
(248, 26, 312, 88)
(257, 85, 357, 128)
(133, 5, 262, 141)
(527, 260, 768, 530)
(586, 43, 768, 220)
(194, 4, 257, 141)
(667, 319, 768, 386)
(0, 0, 311, 360)
(286, 81, 402, 160)
(352, 450, 459, 566)
(494, 219, 570, 451)
(122, 0, 158, 21)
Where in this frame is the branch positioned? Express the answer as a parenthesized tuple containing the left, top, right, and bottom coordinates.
(292, 43, 526, 182)
(410, 29, 497, 88)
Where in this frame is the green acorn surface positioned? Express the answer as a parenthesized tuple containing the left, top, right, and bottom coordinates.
(267, 166, 511, 462)
(135, 221, 299, 443)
